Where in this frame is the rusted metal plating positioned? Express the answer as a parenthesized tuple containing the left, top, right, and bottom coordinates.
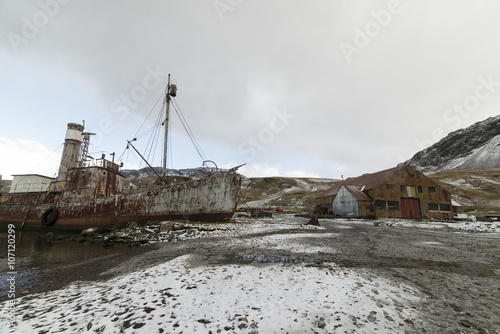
(0, 171, 242, 228)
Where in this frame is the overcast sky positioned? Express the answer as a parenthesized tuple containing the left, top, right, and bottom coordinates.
(1, 0, 499, 180)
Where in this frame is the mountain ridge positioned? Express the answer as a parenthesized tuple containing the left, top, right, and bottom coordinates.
(405, 115, 500, 173)
(120, 166, 225, 179)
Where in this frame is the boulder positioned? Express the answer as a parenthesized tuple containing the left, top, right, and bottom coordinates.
(308, 216, 321, 226)
(160, 222, 174, 233)
(126, 222, 138, 229)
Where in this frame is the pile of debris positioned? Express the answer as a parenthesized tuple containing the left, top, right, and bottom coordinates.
(66, 221, 234, 247)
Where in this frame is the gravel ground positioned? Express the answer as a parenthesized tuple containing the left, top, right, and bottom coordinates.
(2, 216, 500, 333)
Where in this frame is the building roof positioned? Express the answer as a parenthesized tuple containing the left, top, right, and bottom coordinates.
(344, 185, 372, 201)
(11, 174, 55, 180)
(316, 165, 407, 199)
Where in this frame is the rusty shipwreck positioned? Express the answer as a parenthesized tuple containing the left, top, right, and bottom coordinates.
(0, 76, 243, 229)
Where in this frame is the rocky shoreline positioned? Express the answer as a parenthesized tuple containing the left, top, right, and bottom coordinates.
(36, 221, 239, 248)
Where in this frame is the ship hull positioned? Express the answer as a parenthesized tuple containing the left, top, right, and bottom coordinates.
(0, 172, 241, 229)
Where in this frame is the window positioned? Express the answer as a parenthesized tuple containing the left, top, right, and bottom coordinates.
(387, 201, 399, 210)
(375, 200, 386, 209)
(439, 204, 451, 212)
(400, 185, 406, 192)
(407, 186, 417, 197)
(386, 184, 395, 190)
(428, 187, 436, 193)
(428, 203, 438, 210)
(418, 186, 423, 193)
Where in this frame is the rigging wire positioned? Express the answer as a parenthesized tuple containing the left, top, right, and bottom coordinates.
(15, 143, 65, 183)
(118, 145, 129, 162)
(171, 96, 207, 162)
(124, 84, 209, 172)
(124, 90, 166, 170)
(133, 86, 168, 139)
(145, 102, 164, 164)
(168, 111, 173, 171)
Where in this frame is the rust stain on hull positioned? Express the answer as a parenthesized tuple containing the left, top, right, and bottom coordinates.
(0, 172, 242, 229)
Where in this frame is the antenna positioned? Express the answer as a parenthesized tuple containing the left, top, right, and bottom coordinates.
(78, 132, 96, 167)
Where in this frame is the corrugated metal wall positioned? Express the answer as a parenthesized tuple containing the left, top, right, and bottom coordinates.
(332, 185, 359, 216)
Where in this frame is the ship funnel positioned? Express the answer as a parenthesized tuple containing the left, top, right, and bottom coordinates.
(56, 123, 84, 181)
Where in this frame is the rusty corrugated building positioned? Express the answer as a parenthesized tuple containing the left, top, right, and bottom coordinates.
(315, 164, 453, 220)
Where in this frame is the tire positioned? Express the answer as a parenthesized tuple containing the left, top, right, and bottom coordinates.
(41, 208, 58, 226)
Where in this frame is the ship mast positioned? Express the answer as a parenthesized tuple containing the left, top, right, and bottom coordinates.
(162, 74, 176, 185)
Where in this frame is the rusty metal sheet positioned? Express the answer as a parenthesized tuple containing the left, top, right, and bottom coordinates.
(0, 171, 242, 229)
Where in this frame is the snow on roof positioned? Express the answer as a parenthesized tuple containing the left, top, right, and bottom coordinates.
(345, 185, 372, 201)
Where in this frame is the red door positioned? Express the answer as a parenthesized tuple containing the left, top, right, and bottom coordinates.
(401, 198, 421, 219)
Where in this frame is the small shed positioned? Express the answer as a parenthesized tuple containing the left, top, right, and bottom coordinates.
(9, 174, 54, 193)
(451, 200, 462, 214)
(332, 185, 372, 216)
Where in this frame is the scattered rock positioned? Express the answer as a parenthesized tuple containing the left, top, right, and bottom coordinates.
(315, 317, 326, 329)
(460, 319, 472, 328)
(160, 222, 174, 232)
(197, 319, 211, 324)
(39, 232, 54, 240)
(81, 227, 108, 235)
(127, 222, 138, 229)
(134, 237, 150, 244)
(81, 228, 98, 235)
(308, 216, 321, 226)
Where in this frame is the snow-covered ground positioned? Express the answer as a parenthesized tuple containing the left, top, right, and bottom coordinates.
(1, 216, 499, 333)
(3, 254, 421, 333)
(378, 218, 500, 233)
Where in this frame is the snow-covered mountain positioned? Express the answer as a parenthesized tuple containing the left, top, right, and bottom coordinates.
(405, 115, 500, 173)
(120, 167, 213, 179)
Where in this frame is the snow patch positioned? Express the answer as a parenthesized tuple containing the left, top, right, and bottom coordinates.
(3, 255, 422, 333)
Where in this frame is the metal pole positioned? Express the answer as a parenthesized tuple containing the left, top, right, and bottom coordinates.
(163, 74, 171, 185)
(127, 140, 163, 182)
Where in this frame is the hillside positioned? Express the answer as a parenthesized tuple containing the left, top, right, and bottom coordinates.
(405, 115, 500, 173)
(428, 169, 500, 210)
(239, 177, 337, 211)
(239, 171, 500, 213)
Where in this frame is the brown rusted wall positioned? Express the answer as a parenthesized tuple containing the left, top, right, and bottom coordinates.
(358, 200, 375, 218)
(316, 195, 335, 213)
(64, 166, 124, 199)
(365, 165, 452, 220)
(0, 171, 241, 229)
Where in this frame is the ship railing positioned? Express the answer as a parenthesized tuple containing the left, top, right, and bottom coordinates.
(79, 158, 121, 172)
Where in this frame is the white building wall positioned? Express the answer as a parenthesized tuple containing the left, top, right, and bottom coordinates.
(332, 185, 359, 216)
(9, 175, 53, 193)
